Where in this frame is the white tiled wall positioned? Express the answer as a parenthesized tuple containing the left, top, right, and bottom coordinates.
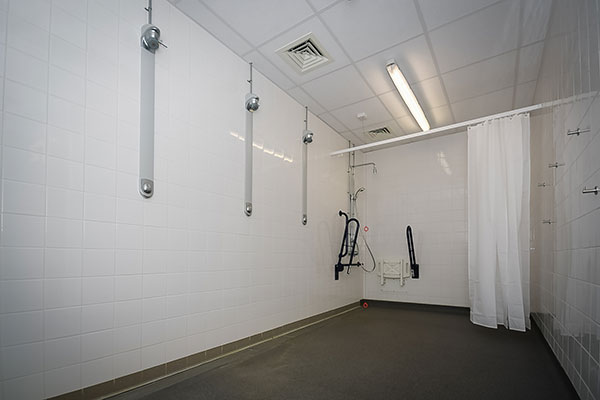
(0, 0, 362, 398)
(360, 133, 469, 307)
(530, 1, 600, 399)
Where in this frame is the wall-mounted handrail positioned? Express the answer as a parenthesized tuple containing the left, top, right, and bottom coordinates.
(335, 211, 361, 280)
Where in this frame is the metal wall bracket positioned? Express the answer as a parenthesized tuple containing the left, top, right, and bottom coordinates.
(567, 127, 590, 136)
(542, 219, 555, 224)
(548, 162, 565, 168)
(582, 186, 599, 195)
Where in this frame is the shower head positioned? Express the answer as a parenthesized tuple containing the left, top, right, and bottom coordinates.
(355, 187, 365, 197)
(302, 129, 313, 144)
(141, 24, 161, 52)
(245, 93, 260, 112)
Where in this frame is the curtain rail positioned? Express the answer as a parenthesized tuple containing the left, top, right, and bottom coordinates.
(329, 91, 598, 156)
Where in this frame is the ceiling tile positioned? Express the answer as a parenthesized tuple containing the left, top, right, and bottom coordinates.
(301, 65, 374, 109)
(257, 17, 351, 85)
(427, 105, 454, 127)
(442, 51, 517, 103)
(330, 97, 393, 130)
(351, 119, 403, 143)
(514, 80, 537, 108)
(337, 130, 366, 145)
(320, 0, 423, 61)
(411, 76, 447, 109)
(417, 0, 498, 30)
(202, 0, 314, 47)
(396, 115, 420, 134)
(379, 91, 409, 119)
(521, 0, 552, 46)
(517, 41, 544, 84)
(307, 0, 339, 11)
(244, 51, 296, 90)
(429, 1, 520, 73)
(355, 35, 437, 94)
(451, 86, 513, 122)
(287, 86, 326, 115)
(176, 0, 252, 55)
(318, 112, 350, 133)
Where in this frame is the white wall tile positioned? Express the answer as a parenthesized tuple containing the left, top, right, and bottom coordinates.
(51, 6, 86, 49)
(3, 112, 47, 153)
(49, 65, 85, 105)
(44, 248, 82, 278)
(2, 180, 45, 215)
(0, 214, 45, 247)
(49, 35, 86, 76)
(44, 307, 81, 339)
(46, 186, 84, 219)
(43, 364, 81, 398)
(4, 80, 47, 122)
(44, 336, 81, 370)
(82, 276, 114, 305)
(7, 17, 49, 60)
(46, 217, 83, 248)
(1, 342, 43, 380)
(0, 312, 43, 346)
(81, 303, 113, 333)
(82, 249, 115, 276)
(44, 278, 82, 309)
(0, 248, 44, 280)
(48, 95, 85, 133)
(81, 330, 114, 361)
(3, 146, 46, 184)
(5, 47, 48, 91)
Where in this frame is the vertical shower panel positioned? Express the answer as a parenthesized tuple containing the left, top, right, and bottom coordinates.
(139, 45, 155, 198)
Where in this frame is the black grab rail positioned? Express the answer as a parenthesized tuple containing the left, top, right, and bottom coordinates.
(335, 210, 362, 280)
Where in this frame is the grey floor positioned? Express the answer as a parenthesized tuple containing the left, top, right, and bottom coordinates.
(111, 302, 578, 400)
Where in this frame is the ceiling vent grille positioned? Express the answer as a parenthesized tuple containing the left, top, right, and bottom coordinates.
(277, 33, 333, 74)
(367, 127, 391, 139)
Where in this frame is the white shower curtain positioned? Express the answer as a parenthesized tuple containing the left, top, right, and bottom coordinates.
(467, 114, 530, 331)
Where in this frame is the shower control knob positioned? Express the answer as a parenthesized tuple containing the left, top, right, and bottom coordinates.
(140, 179, 153, 198)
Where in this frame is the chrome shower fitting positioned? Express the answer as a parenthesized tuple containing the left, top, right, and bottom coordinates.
(302, 106, 313, 143)
(245, 93, 260, 112)
(245, 62, 260, 112)
(351, 162, 377, 174)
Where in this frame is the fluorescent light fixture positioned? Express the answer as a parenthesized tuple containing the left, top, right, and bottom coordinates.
(386, 61, 430, 132)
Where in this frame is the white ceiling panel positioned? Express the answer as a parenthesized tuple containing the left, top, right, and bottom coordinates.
(514, 80, 537, 108)
(320, 0, 423, 61)
(175, 0, 252, 55)
(202, 0, 314, 47)
(307, 0, 339, 12)
(330, 97, 393, 130)
(378, 90, 409, 119)
(442, 51, 517, 103)
(243, 51, 296, 90)
(172, 0, 553, 147)
(517, 41, 544, 84)
(451, 86, 513, 122)
(396, 115, 420, 134)
(417, 0, 499, 30)
(318, 112, 351, 133)
(355, 35, 437, 94)
(257, 17, 351, 85)
(337, 130, 366, 145)
(521, 0, 552, 46)
(427, 105, 454, 127)
(411, 76, 447, 109)
(287, 86, 326, 115)
(301, 65, 374, 110)
(429, 1, 520, 73)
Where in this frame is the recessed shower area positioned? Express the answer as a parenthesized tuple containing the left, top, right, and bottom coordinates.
(0, 1, 598, 399)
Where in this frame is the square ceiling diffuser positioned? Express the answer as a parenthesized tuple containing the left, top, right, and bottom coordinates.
(276, 32, 333, 74)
